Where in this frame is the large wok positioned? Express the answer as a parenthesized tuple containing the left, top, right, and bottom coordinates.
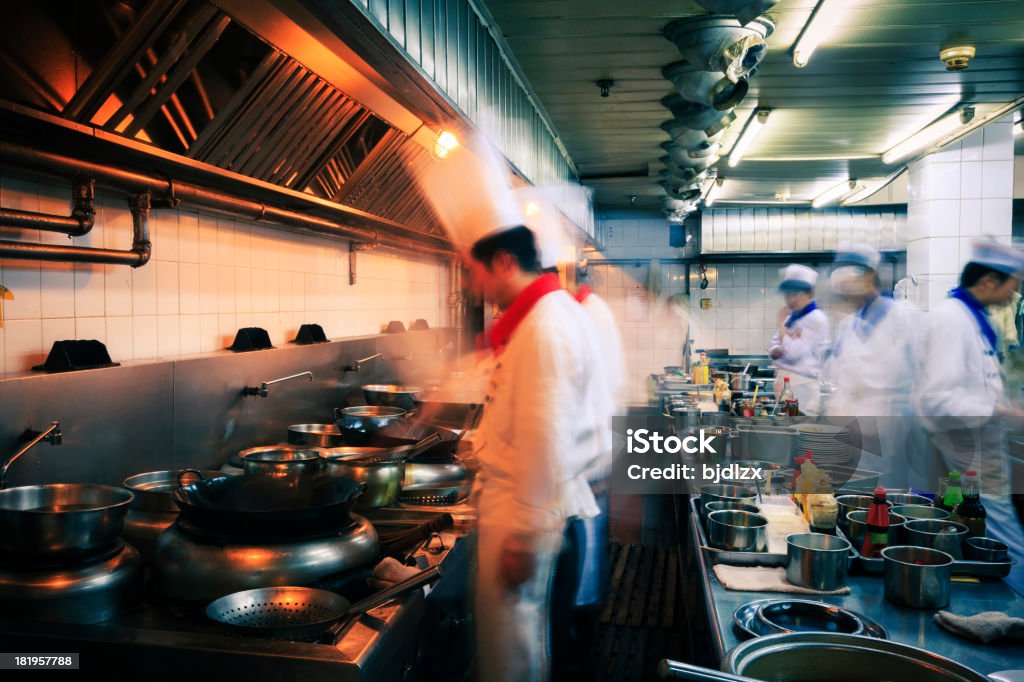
(173, 473, 364, 534)
(337, 420, 460, 461)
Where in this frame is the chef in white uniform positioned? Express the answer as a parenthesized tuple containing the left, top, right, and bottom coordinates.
(821, 244, 924, 489)
(417, 138, 609, 678)
(912, 239, 1024, 596)
(767, 264, 831, 416)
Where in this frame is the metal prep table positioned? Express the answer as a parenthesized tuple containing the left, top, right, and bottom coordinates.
(0, 515, 472, 682)
(680, 496, 1024, 677)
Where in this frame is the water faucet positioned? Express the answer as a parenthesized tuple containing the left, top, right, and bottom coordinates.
(343, 353, 383, 373)
(243, 371, 313, 398)
(1, 421, 62, 490)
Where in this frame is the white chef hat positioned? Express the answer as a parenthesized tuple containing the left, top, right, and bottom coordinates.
(834, 242, 881, 271)
(416, 134, 524, 250)
(778, 264, 818, 292)
(968, 239, 1024, 278)
(514, 186, 574, 270)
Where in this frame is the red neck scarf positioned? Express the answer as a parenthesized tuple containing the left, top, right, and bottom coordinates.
(575, 285, 593, 303)
(487, 273, 562, 354)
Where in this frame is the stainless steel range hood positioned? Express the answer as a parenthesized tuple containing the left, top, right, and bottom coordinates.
(0, 0, 449, 246)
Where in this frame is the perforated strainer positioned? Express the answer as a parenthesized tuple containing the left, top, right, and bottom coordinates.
(206, 565, 442, 642)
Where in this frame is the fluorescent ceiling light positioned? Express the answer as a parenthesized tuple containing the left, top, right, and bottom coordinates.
(1015, 118, 1024, 136)
(703, 177, 724, 207)
(812, 179, 861, 208)
(882, 108, 972, 164)
(715, 199, 812, 205)
(743, 154, 878, 162)
(727, 109, 770, 168)
(840, 178, 887, 206)
(793, 0, 846, 68)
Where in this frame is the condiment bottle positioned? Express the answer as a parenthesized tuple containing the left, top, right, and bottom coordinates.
(860, 487, 890, 558)
(952, 469, 986, 538)
(942, 471, 963, 511)
(779, 377, 794, 404)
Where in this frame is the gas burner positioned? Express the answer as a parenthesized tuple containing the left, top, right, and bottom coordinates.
(0, 540, 126, 571)
(152, 514, 380, 603)
(0, 542, 142, 624)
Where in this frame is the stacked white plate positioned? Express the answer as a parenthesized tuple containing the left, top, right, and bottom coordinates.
(792, 423, 852, 465)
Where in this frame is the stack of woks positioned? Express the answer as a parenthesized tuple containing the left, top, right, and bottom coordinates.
(659, 1, 776, 221)
(0, 483, 142, 623)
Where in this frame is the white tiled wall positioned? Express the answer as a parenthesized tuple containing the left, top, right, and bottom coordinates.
(701, 206, 907, 253)
(0, 175, 448, 374)
(687, 264, 836, 356)
(906, 116, 1015, 310)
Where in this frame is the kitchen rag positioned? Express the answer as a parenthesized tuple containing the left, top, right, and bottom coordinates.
(712, 564, 851, 595)
(370, 556, 423, 590)
(934, 611, 1024, 643)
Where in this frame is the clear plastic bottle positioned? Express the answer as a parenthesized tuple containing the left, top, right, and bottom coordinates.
(942, 471, 963, 511)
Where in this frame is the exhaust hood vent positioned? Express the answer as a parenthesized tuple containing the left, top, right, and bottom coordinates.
(1, 0, 444, 241)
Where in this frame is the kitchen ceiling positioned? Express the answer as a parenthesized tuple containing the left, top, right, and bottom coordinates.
(479, 0, 1024, 210)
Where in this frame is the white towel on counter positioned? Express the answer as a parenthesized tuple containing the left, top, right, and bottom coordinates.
(712, 564, 851, 595)
(934, 611, 1024, 644)
(370, 556, 424, 590)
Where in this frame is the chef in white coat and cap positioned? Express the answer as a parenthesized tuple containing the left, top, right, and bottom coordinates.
(767, 264, 831, 415)
(519, 189, 620, 679)
(913, 239, 1024, 596)
(419, 138, 610, 680)
(821, 244, 924, 489)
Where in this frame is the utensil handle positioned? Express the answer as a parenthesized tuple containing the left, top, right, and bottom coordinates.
(346, 564, 442, 616)
(657, 659, 761, 682)
(177, 468, 204, 487)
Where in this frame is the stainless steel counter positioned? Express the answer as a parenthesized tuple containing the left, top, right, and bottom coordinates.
(684, 498, 1024, 676)
(0, 524, 470, 682)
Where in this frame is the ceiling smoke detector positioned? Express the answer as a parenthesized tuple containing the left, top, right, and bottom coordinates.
(596, 79, 615, 97)
(939, 46, 975, 71)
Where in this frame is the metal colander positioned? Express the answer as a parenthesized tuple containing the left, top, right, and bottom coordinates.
(206, 587, 350, 641)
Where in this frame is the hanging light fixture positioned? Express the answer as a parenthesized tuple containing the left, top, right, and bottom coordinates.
(881, 107, 973, 164)
(840, 178, 888, 206)
(432, 130, 460, 159)
(727, 109, 770, 168)
(792, 0, 846, 68)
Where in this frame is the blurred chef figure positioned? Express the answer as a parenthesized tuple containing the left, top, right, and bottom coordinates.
(821, 244, 924, 489)
(913, 239, 1024, 596)
(767, 264, 831, 416)
(518, 188, 619, 679)
(419, 136, 607, 680)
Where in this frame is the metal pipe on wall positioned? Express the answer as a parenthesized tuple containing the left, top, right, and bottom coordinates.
(0, 192, 151, 267)
(0, 178, 95, 237)
(0, 141, 455, 257)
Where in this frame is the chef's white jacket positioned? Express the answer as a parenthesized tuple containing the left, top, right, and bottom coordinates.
(912, 296, 1007, 428)
(473, 289, 608, 553)
(767, 306, 831, 380)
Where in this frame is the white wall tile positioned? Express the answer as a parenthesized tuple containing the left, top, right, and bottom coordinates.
(3, 265, 42, 319)
(981, 160, 1014, 199)
(105, 316, 133, 362)
(131, 262, 157, 316)
(40, 267, 75, 318)
(74, 265, 105, 318)
(76, 316, 106, 344)
(132, 316, 158, 360)
(42, 317, 75, 350)
(152, 211, 179, 262)
(178, 212, 200, 264)
(156, 261, 179, 315)
(179, 314, 201, 355)
(5, 318, 42, 371)
(157, 315, 180, 358)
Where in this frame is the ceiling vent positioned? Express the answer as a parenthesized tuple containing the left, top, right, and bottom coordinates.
(663, 15, 775, 82)
(663, 61, 749, 111)
(695, 0, 780, 26)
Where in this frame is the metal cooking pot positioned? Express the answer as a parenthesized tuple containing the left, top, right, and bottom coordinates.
(240, 446, 326, 477)
(334, 406, 406, 437)
(403, 460, 469, 487)
(0, 484, 134, 557)
(724, 632, 991, 681)
(707, 510, 767, 552)
(322, 458, 404, 509)
(122, 469, 225, 562)
(172, 474, 365, 535)
(362, 384, 422, 411)
(699, 483, 757, 517)
(729, 373, 752, 391)
(902, 518, 969, 560)
(287, 424, 344, 448)
(673, 407, 701, 433)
